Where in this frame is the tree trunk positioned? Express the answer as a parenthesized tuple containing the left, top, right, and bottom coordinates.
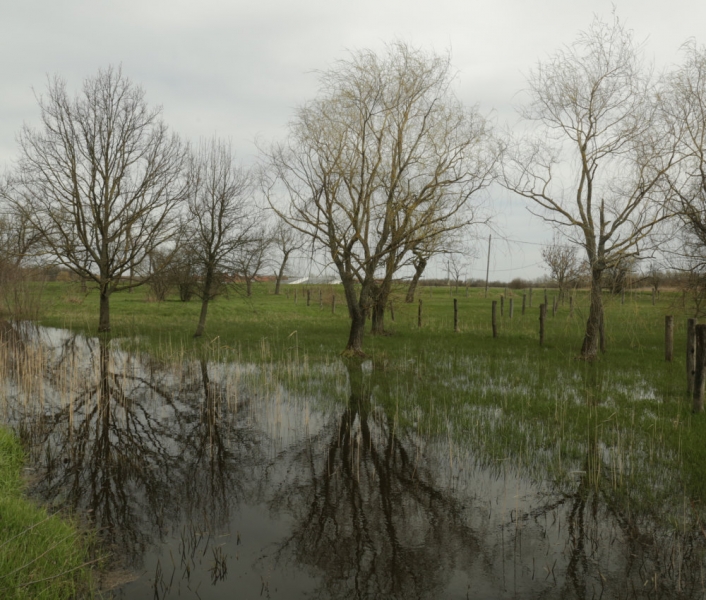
(371, 279, 393, 335)
(98, 284, 111, 332)
(274, 251, 290, 295)
(342, 275, 368, 357)
(580, 268, 604, 360)
(194, 270, 214, 338)
(405, 257, 427, 303)
(194, 298, 209, 338)
(346, 308, 367, 356)
(371, 300, 386, 334)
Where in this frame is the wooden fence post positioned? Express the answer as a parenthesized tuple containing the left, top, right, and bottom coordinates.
(306, 289, 311, 306)
(687, 318, 697, 394)
(509, 298, 514, 319)
(539, 303, 546, 346)
(665, 315, 674, 362)
(492, 301, 498, 338)
(294, 289, 297, 304)
(319, 288, 323, 309)
(522, 294, 526, 315)
(332, 294, 336, 314)
(500, 295, 504, 317)
(454, 298, 458, 332)
(693, 324, 706, 413)
(544, 289, 548, 308)
(418, 299, 423, 328)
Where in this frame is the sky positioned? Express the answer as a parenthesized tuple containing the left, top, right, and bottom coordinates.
(2, 0, 705, 281)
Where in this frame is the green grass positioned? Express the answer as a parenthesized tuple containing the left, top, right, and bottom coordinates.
(27, 280, 706, 528)
(0, 428, 94, 599)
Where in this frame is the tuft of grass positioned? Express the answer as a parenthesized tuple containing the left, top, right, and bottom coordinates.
(0, 428, 94, 599)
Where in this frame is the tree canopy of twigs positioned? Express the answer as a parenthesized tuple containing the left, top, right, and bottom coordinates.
(264, 42, 497, 355)
(10, 66, 188, 332)
(502, 15, 677, 359)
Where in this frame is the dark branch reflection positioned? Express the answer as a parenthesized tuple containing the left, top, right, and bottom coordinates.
(4, 327, 261, 570)
(265, 361, 481, 599)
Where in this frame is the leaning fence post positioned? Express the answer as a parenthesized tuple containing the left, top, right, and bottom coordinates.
(665, 315, 674, 362)
(500, 295, 504, 317)
(539, 303, 546, 346)
(453, 298, 459, 332)
(693, 324, 706, 413)
(492, 301, 498, 338)
(687, 318, 697, 395)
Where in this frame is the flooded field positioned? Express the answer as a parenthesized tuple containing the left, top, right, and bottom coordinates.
(1, 324, 705, 599)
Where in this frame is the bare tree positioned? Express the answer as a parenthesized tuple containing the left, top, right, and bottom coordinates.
(186, 138, 255, 337)
(541, 234, 583, 302)
(232, 227, 272, 298)
(447, 252, 468, 293)
(266, 43, 496, 353)
(11, 66, 187, 332)
(502, 15, 676, 359)
(270, 217, 304, 295)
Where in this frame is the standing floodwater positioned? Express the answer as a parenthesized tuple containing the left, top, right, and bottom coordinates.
(1, 324, 704, 598)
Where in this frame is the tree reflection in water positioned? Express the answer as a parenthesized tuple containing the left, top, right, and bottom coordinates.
(3, 326, 261, 575)
(0, 325, 705, 598)
(265, 361, 480, 599)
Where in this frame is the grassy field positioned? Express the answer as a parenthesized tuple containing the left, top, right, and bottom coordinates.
(36, 281, 704, 480)
(0, 428, 94, 599)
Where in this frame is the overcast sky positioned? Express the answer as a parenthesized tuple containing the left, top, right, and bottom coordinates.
(2, 0, 705, 280)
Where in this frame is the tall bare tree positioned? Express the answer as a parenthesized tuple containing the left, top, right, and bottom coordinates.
(11, 66, 187, 332)
(502, 15, 676, 359)
(186, 138, 255, 337)
(266, 43, 496, 354)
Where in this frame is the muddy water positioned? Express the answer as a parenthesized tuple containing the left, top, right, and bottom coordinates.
(1, 325, 705, 599)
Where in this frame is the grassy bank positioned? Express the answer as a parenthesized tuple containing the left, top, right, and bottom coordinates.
(0, 428, 93, 599)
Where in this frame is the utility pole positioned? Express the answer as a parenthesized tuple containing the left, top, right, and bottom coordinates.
(484, 234, 491, 298)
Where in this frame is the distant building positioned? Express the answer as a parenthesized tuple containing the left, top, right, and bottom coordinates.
(285, 275, 341, 285)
